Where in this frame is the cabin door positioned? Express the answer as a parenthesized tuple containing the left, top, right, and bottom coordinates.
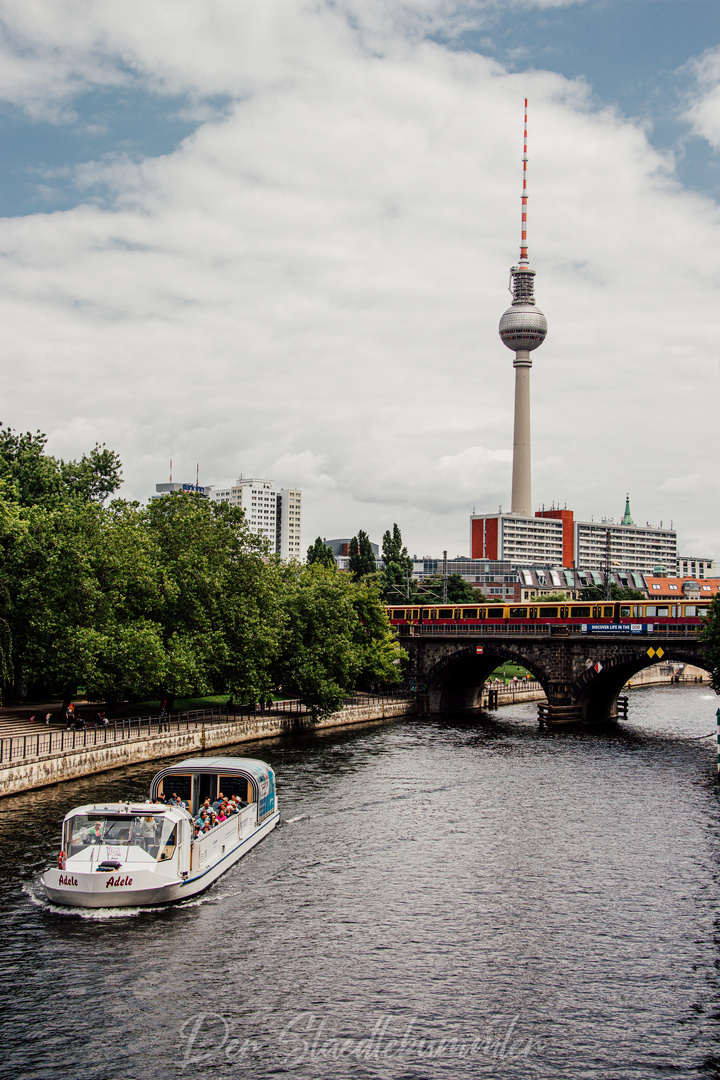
(196, 773, 217, 813)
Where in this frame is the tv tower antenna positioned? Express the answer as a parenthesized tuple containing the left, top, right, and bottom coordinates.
(498, 98, 548, 516)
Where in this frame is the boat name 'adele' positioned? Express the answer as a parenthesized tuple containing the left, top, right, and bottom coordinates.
(105, 875, 133, 888)
(58, 875, 78, 886)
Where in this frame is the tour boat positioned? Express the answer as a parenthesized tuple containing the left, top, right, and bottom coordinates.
(41, 756, 279, 908)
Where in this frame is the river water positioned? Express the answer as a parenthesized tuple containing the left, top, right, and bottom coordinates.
(1, 684, 720, 1080)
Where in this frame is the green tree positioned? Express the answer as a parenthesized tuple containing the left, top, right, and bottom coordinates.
(143, 493, 282, 707)
(0, 424, 122, 508)
(537, 591, 571, 602)
(579, 584, 645, 601)
(348, 530, 377, 580)
(418, 573, 485, 603)
(306, 536, 336, 568)
(7, 499, 167, 704)
(273, 564, 404, 718)
(380, 523, 415, 603)
(699, 594, 720, 694)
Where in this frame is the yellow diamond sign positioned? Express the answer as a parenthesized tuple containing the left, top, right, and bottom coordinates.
(647, 647, 656, 658)
(655, 647, 664, 659)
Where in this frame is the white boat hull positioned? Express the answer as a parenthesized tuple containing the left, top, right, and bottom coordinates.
(42, 811, 280, 908)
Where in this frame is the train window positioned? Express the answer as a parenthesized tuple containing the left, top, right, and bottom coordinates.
(603, 606, 614, 617)
(422, 609, 434, 620)
(620, 607, 631, 617)
(540, 607, 558, 618)
(633, 606, 643, 618)
(697, 607, 709, 616)
(392, 609, 405, 620)
(509, 607, 527, 618)
(487, 607, 505, 618)
(645, 606, 657, 616)
(438, 608, 453, 619)
(461, 609, 479, 620)
(657, 607, 669, 617)
(685, 605, 696, 617)
(411, 609, 420, 620)
(571, 606, 591, 618)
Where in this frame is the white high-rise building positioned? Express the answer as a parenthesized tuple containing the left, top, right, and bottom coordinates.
(213, 477, 302, 559)
(276, 488, 303, 561)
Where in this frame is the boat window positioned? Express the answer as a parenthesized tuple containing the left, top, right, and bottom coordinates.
(437, 608, 453, 619)
(509, 607, 527, 619)
(486, 607, 505, 618)
(620, 607, 631, 617)
(66, 814, 167, 857)
(461, 609, 479, 620)
(219, 776, 249, 803)
(571, 606, 591, 618)
(539, 607, 558, 619)
(160, 775, 192, 804)
(156, 820, 177, 861)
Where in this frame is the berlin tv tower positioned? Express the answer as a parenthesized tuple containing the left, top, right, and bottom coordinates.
(498, 100, 547, 516)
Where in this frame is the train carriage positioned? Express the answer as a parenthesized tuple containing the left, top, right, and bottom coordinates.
(387, 601, 710, 634)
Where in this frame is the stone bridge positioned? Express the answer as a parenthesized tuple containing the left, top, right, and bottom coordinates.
(399, 627, 708, 725)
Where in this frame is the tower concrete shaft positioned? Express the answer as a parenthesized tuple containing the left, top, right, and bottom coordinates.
(511, 352, 532, 515)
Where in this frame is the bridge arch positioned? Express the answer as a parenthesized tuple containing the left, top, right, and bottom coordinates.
(575, 647, 710, 723)
(425, 643, 550, 713)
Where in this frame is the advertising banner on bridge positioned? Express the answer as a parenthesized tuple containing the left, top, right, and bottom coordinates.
(581, 624, 653, 635)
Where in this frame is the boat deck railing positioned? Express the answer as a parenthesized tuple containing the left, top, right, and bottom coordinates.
(0, 692, 414, 767)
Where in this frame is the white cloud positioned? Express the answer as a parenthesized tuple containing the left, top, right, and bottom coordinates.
(684, 47, 720, 149)
(0, 0, 716, 562)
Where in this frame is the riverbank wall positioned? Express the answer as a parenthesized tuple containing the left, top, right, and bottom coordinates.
(0, 699, 416, 799)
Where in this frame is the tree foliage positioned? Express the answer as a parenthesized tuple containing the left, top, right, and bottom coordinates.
(348, 529, 377, 580)
(0, 428, 406, 714)
(272, 564, 404, 718)
(699, 594, 720, 695)
(0, 424, 122, 509)
(416, 573, 484, 603)
(306, 536, 336, 568)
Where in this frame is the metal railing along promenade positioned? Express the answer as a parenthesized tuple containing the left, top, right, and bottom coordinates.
(0, 693, 414, 767)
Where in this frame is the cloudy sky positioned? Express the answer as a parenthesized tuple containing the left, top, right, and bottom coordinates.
(0, 0, 718, 560)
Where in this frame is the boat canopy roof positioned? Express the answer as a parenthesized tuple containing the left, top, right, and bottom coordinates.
(149, 757, 276, 821)
(63, 802, 188, 823)
(155, 756, 273, 778)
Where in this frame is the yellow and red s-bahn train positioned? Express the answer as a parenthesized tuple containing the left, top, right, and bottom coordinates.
(386, 600, 711, 635)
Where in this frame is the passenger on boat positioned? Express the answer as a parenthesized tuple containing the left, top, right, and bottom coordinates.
(217, 809, 227, 823)
(202, 821, 211, 834)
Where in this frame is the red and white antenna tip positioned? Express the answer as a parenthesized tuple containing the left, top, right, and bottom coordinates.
(520, 99, 529, 266)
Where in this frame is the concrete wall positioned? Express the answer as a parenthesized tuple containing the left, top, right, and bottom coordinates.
(0, 700, 416, 799)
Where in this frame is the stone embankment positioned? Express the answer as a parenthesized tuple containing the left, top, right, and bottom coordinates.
(0, 699, 415, 799)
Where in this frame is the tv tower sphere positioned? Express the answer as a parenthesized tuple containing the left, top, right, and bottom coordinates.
(498, 289, 547, 352)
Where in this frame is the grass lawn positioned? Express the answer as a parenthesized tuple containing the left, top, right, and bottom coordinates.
(489, 663, 533, 681)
